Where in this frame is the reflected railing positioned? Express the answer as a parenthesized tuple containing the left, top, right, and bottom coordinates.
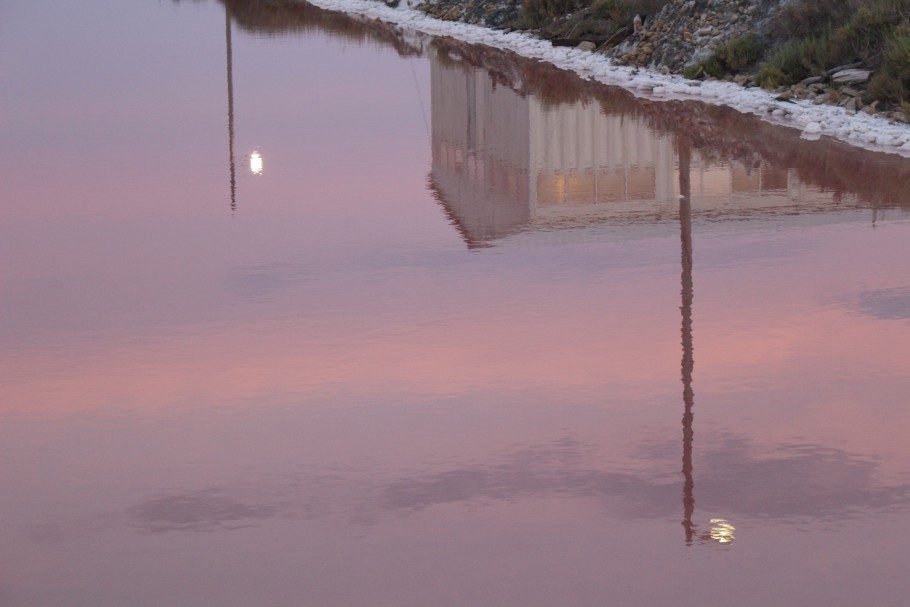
(225, 5, 236, 213)
(218, 0, 425, 55)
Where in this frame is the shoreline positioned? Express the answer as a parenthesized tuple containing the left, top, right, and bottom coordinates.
(299, 0, 910, 158)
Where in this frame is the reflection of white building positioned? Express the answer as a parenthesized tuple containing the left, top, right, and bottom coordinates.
(429, 47, 858, 245)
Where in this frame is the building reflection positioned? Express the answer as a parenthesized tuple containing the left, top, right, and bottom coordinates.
(431, 45, 676, 245)
(428, 43, 909, 247)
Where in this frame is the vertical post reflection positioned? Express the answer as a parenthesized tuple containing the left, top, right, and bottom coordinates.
(678, 137, 695, 545)
(226, 7, 236, 213)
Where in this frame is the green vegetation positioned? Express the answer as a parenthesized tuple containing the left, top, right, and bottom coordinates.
(869, 24, 910, 106)
(685, 34, 765, 79)
(515, 0, 665, 40)
(719, 33, 766, 71)
(754, 0, 910, 110)
(517, 0, 587, 29)
(756, 35, 829, 87)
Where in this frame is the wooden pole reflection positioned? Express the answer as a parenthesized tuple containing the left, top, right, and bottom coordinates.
(226, 7, 236, 213)
(677, 137, 695, 545)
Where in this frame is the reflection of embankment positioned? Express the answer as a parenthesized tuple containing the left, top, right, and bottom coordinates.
(216, 0, 909, 245)
(218, 0, 425, 56)
(432, 37, 910, 214)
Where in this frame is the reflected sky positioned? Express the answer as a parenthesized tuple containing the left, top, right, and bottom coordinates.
(2, 1, 910, 606)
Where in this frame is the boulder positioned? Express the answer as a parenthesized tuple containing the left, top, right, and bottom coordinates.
(830, 69, 871, 84)
(576, 41, 597, 52)
(826, 62, 864, 77)
(799, 76, 823, 86)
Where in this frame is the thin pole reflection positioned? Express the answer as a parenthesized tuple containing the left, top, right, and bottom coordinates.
(226, 7, 236, 213)
(677, 137, 695, 545)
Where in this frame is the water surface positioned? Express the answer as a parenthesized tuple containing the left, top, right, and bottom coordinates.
(2, 1, 910, 605)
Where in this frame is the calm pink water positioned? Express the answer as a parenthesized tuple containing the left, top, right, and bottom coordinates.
(3, 1, 910, 605)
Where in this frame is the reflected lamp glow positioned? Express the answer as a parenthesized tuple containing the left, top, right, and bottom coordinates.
(709, 518, 735, 544)
(250, 151, 263, 175)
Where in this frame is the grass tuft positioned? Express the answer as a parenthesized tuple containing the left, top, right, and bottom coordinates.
(516, 0, 666, 34)
(755, 0, 910, 99)
(688, 34, 765, 80)
(869, 24, 910, 103)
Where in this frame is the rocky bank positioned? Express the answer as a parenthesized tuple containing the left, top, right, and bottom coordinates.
(412, 0, 909, 124)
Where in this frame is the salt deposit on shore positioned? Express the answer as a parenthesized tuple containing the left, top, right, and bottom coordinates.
(302, 0, 910, 157)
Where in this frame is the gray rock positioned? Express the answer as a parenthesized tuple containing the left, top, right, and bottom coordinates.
(576, 41, 596, 52)
(840, 86, 862, 97)
(830, 69, 871, 84)
(826, 62, 864, 77)
(799, 76, 824, 86)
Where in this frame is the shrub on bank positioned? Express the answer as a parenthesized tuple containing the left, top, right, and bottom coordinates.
(517, 0, 587, 29)
(756, 0, 910, 99)
(685, 34, 765, 80)
(869, 24, 910, 106)
(516, 0, 666, 39)
(756, 34, 827, 87)
(720, 33, 765, 72)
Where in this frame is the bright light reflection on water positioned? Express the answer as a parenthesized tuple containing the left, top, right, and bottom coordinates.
(250, 150, 263, 175)
(709, 518, 736, 544)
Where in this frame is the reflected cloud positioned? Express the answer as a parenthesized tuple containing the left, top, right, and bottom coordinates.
(223, 262, 303, 300)
(375, 437, 910, 523)
(855, 288, 910, 320)
(120, 436, 910, 536)
(697, 439, 910, 520)
(127, 488, 282, 533)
